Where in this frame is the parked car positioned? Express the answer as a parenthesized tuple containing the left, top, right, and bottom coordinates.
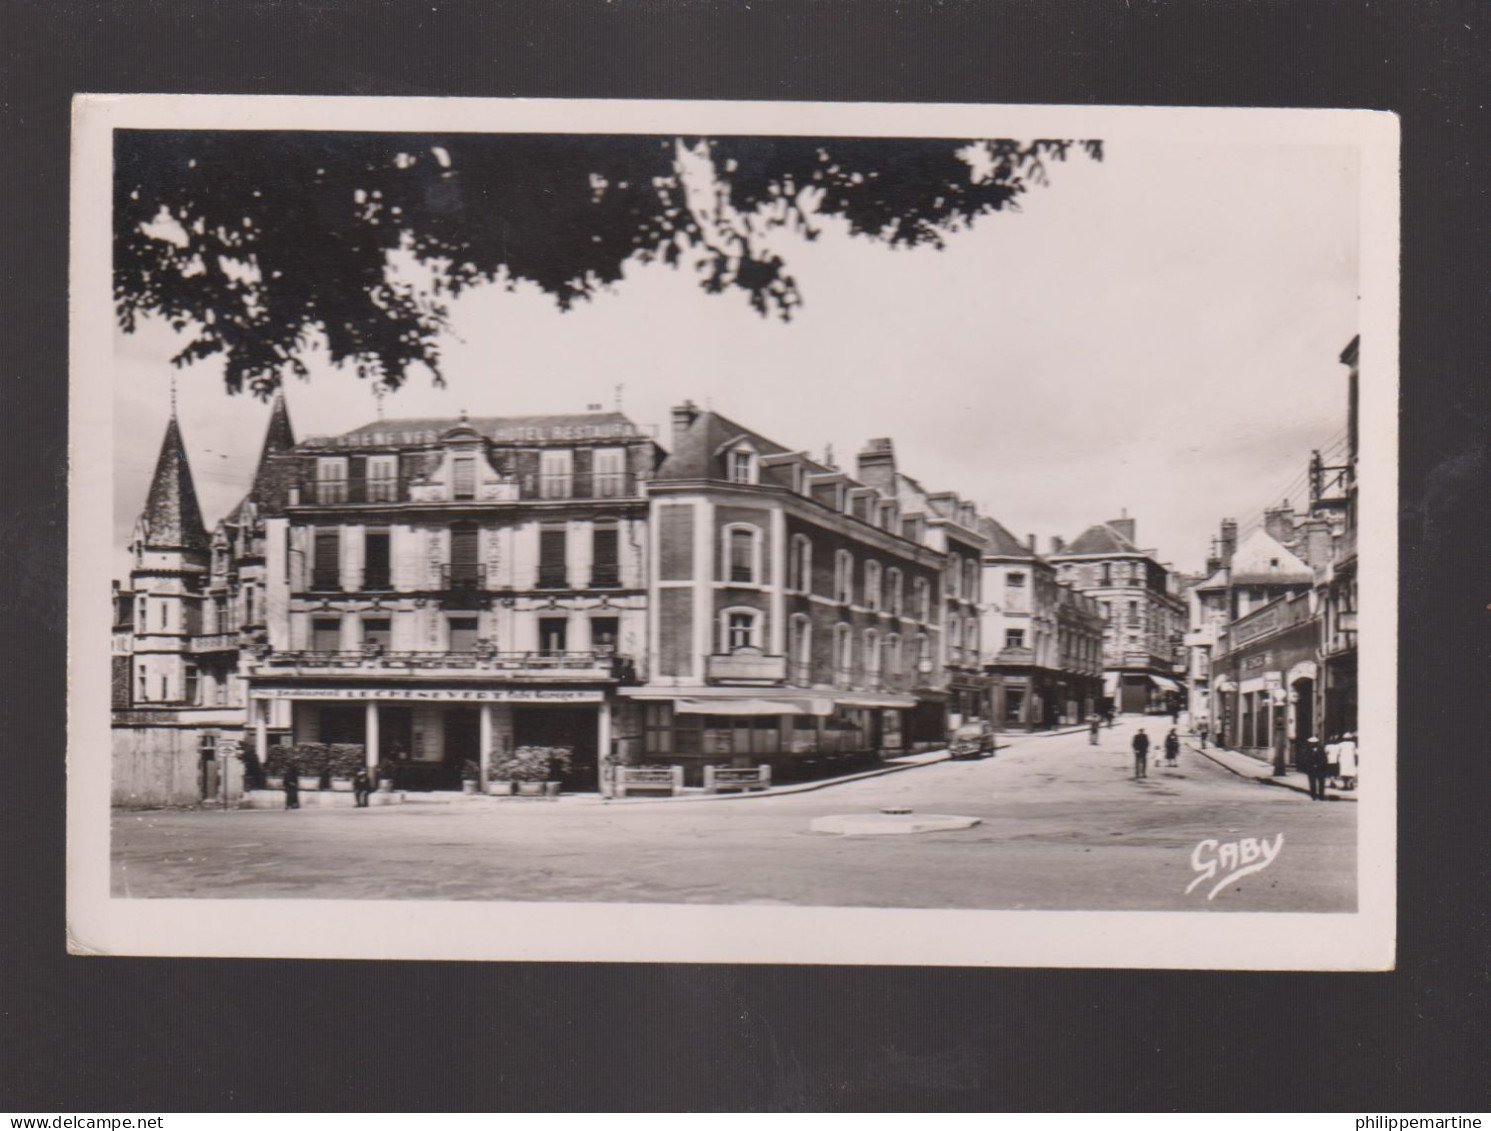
(948, 721, 996, 759)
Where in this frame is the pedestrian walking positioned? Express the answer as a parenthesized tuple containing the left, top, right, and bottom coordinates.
(1131, 728, 1150, 779)
(1197, 719, 1209, 749)
(353, 766, 372, 808)
(1164, 729, 1180, 766)
(1336, 732, 1358, 791)
(1087, 713, 1102, 745)
(1104, 706, 1115, 729)
(1301, 735, 1329, 801)
(283, 770, 299, 810)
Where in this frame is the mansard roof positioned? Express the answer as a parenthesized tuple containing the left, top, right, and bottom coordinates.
(139, 415, 209, 552)
(1229, 528, 1315, 585)
(1061, 522, 1141, 556)
(654, 409, 798, 481)
(978, 516, 1036, 559)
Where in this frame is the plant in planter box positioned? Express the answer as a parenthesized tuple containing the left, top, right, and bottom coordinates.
(327, 743, 366, 790)
(263, 745, 294, 787)
(375, 759, 398, 792)
(293, 743, 328, 789)
(490, 745, 572, 796)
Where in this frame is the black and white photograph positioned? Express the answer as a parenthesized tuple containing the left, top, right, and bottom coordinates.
(68, 96, 1398, 968)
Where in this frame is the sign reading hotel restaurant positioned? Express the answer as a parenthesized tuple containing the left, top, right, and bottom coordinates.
(250, 687, 605, 703)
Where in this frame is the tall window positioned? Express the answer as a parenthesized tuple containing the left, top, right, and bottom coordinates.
(538, 526, 568, 589)
(593, 448, 626, 497)
(315, 457, 347, 504)
(451, 456, 477, 500)
(364, 528, 391, 590)
(1099, 563, 1111, 586)
(965, 618, 979, 656)
(136, 665, 147, 703)
(914, 577, 931, 622)
(590, 616, 619, 653)
(449, 523, 480, 588)
(366, 454, 398, 502)
(965, 559, 979, 603)
(447, 616, 480, 652)
(539, 449, 573, 499)
(864, 629, 880, 679)
(726, 526, 759, 585)
(538, 617, 567, 654)
(312, 616, 342, 652)
(949, 617, 963, 661)
(591, 523, 620, 588)
(835, 550, 854, 604)
(790, 615, 811, 685)
(887, 567, 903, 615)
(886, 634, 902, 675)
(723, 609, 760, 652)
(864, 561, 882, 611)
(947, 557, 961, 600)
(918, 633, 932, 671)
(312, 527, 341, 591)
(363, 617, 392, 651)
(727, 447, 757, 484)
(183, 664, 199, 705)
(835, 624, 853, 686)
(789, 534, 813, 593)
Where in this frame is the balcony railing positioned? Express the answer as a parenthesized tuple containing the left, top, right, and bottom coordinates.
(438, 563, 488, 590)
(188, 632, 241, 653)
(253, 648, 633, 678)
(292, 471, 641, 507)
(994, 646, 1035, 665)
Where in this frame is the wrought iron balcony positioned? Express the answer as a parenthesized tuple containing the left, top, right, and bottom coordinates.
(188, 632, 241, 654)
(438, 563, 488, 590)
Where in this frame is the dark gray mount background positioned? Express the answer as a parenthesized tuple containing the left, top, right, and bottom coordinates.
(4, 0, 1488, 1113)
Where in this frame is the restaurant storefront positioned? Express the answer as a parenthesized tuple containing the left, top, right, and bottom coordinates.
(1212, 593, 1320, 769)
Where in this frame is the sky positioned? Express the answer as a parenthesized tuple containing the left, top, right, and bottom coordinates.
(113, 136, 1360, 579)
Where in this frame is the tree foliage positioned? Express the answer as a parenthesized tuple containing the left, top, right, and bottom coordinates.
(114, 130, 1101, 397)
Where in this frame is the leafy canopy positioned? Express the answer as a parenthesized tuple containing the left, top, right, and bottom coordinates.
(115, 131, 1101, 398)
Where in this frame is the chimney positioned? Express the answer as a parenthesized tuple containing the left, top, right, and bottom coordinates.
(1108, 509, 1136, 546)
(1300, 517, 1333, 569)
(670, 400, 700, 451)
(1264, 500, 1295, 545)
(1027, 533, 1037, 553)
(855, 438, 897, 494)
(1204, 538, 1221, 576)
(1219, 518, 1238, 566)
(1050, 535, 1066, 555)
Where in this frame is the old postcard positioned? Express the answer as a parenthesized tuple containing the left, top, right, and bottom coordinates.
(68, 96, 1398, 967)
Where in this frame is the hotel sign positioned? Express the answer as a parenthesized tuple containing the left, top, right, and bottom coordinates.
(251, 687, 605, 703)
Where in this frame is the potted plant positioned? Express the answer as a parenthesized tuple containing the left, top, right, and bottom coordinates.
(489, 745, 572, 797)
(293, 742, 328, 792)
(263, 746, 294, 791)
(326, 743, 365, 791)
(460, 758, 481, 795)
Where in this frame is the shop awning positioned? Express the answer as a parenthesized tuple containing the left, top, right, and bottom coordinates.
(1149, 676, 1181, 692)
(1102, 673, 1120, 696)
(673, 697, 834, 717)
(1214, 680, 1238, 693)
(835, 696, 918, 710)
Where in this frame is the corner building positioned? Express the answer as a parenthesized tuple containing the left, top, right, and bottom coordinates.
(628, 404, 989, 784)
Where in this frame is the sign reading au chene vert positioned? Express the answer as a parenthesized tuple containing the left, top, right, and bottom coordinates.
(250, 687, 605, 703)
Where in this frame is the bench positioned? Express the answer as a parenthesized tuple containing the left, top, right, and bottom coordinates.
(703, 764, 772, 794)
(614, 765, 684, 798)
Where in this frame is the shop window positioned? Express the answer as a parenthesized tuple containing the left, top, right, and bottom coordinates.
(643, 702, 673, 754)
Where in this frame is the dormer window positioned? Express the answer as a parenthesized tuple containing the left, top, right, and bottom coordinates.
(727, 446, 758, 485)
(451, 456, 477, 500)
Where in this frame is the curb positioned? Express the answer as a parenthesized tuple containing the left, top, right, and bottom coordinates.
(599, 751, 954, 805)
(1186, 740, 1356, 803)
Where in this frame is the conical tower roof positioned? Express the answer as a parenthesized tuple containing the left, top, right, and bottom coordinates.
(249, 392, 296, 505)
(140, 414, 209, 552)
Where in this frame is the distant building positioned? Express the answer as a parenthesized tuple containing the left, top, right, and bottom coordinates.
(978, 519, 1104, 730)
(1049, 515, 1187, 714)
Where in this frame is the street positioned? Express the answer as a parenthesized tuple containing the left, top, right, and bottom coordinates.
(111, 718, 1356, 912)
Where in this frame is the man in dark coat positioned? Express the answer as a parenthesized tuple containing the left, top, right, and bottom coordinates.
(283, 770, 300, 810)
(1132, 728, 1151, 779)
(353, 766, 372, 808)
(1164, 729, 1180, 766)
(1302, 736, 1329, 801)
